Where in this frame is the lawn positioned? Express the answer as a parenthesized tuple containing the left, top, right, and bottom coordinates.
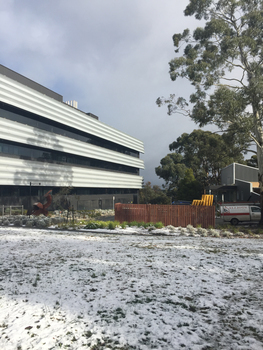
(0, 227, 262, 349)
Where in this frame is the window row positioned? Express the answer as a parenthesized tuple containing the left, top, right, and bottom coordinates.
(0, 102, 139, 158)
(0, 141, 139, 175)
(0, 185, 138, 197)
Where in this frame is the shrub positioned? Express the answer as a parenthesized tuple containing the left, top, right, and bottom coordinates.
(87, 210, 101, 219)
(154, 222, 164, 229)
(166, 225, 177, 233)
(255, 228, 263, 235)
(212, 231, 220, 237)
(107, 221, 119, 230)
(179, 227, 188, 235)
(208, 228, 217, 236)
(25, 220, 33, 227)
(128, 221, 139, 227)
(187, 225, 195, 234)
(230, 226, 240, 234)
(98, 221, 108, 229)
(13, 220, 22, 227)
(36, 219, 48, 228)
(84, 221, 100, 229)
(197, 226, 207, 236)
(120, 222, 127, 229)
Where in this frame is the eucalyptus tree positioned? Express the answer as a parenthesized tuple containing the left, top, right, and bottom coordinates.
(157, 0, 263, 221)
(169, 129, 245, 187)
(156, 129, 245, 198)
(155, 153, 187, 199)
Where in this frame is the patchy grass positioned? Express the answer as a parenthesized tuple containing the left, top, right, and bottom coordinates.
(0, 227, 263, 349)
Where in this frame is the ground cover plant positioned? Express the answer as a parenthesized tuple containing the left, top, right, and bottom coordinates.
(0, 227, 262, 349)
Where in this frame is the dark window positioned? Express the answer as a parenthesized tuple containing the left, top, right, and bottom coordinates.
(251, 207, 261, 213)
(0, 102, 140, 158)
(0, 140, 139, 175)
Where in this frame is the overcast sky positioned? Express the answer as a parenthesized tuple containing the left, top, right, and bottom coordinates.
(0, 0, 207, 186)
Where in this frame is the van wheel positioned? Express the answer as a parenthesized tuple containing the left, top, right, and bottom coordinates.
(231, 218, 239, 226)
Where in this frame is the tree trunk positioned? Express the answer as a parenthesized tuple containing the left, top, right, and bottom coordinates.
(254, 110, 263, 225)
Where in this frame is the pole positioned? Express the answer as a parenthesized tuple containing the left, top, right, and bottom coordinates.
(222, 194, 224, 222)
(30, 182, 32, 210)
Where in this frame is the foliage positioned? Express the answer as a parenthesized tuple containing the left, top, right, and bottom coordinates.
(120, 222, 128, 229)
(246, 155, 258, 168)
(83, 220, 165, 230)
(154, 222, 164, 229)
(176, 168, 203, 201)
(84, 221, 108, 229)
(139, 181, 171, 204)
(52, 187, 73, 211)
(155, 129, 243, 199)
(157, 0, 263, 219)
(155, 154, 187, 198)
(169, 129, 245, 187)
(107, 221, 120, 230)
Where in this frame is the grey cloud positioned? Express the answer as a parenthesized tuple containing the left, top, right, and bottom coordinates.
(0, 0, 202, 185)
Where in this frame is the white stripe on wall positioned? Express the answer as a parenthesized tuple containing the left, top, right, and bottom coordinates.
(0, 156, 143, 188)
(0, 75, 144, 153)
(0, 118, 144, 169)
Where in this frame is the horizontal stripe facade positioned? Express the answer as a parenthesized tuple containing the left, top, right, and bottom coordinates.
(0, 74, 144, 153)
(0, 156, 143, 188)
(0, 118, 144, 169)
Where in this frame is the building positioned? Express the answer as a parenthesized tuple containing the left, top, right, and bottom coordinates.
(0, 64, 144, 210)
(210, 163, 260, 204)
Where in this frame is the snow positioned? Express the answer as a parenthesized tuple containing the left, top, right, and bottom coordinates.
(0, 226, 263, 350)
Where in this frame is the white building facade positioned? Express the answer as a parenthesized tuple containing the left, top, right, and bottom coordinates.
(0, 65, 144, 210)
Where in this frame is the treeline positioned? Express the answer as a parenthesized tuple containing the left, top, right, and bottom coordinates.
(140, 130, 257, 205)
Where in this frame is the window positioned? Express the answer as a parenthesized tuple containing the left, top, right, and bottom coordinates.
(0, 140, 139, 175)
(251, 207, 261, 213)
(0, 102, 140, 158)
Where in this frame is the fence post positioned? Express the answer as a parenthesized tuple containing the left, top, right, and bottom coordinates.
(2, 205, 4, 217)
(10, 206, 12, 216)
(22, 205, 24, 215)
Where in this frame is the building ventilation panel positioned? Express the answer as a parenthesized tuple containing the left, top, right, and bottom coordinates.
(65, 100, 78, 109)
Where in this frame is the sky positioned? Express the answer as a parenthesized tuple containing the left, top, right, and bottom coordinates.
(0, 0, 206, 186)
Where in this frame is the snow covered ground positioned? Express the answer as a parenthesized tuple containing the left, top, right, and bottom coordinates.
(0, 227, 263, 350)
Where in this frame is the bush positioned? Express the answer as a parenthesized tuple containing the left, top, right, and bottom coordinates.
(87, 210, 101, 219)
(154, 222, 164, 229)
(120, 222, 127, 229)
(128, 221, 139, 227)
(25, 220, 33, 227)
(107, 221, 119, 230)
(13, 220, 22, 227)
(98, 221, 108, 229)
(83, 220, 110, 229)
(148, 225, 156, 232)
(166, 225, 177, 233)
(84, 221, 101, 229)
(187, 225, 195, 234)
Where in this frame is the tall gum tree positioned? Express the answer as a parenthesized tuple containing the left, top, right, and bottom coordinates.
(157, 0, 263, 223)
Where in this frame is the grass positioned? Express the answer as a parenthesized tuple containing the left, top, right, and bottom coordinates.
(83, 220, 165, 230)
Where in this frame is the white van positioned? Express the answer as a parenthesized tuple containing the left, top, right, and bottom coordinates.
(220, 205, 261, 225)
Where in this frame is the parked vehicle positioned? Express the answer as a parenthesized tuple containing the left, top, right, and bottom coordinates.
(220, 205, 261, 225)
